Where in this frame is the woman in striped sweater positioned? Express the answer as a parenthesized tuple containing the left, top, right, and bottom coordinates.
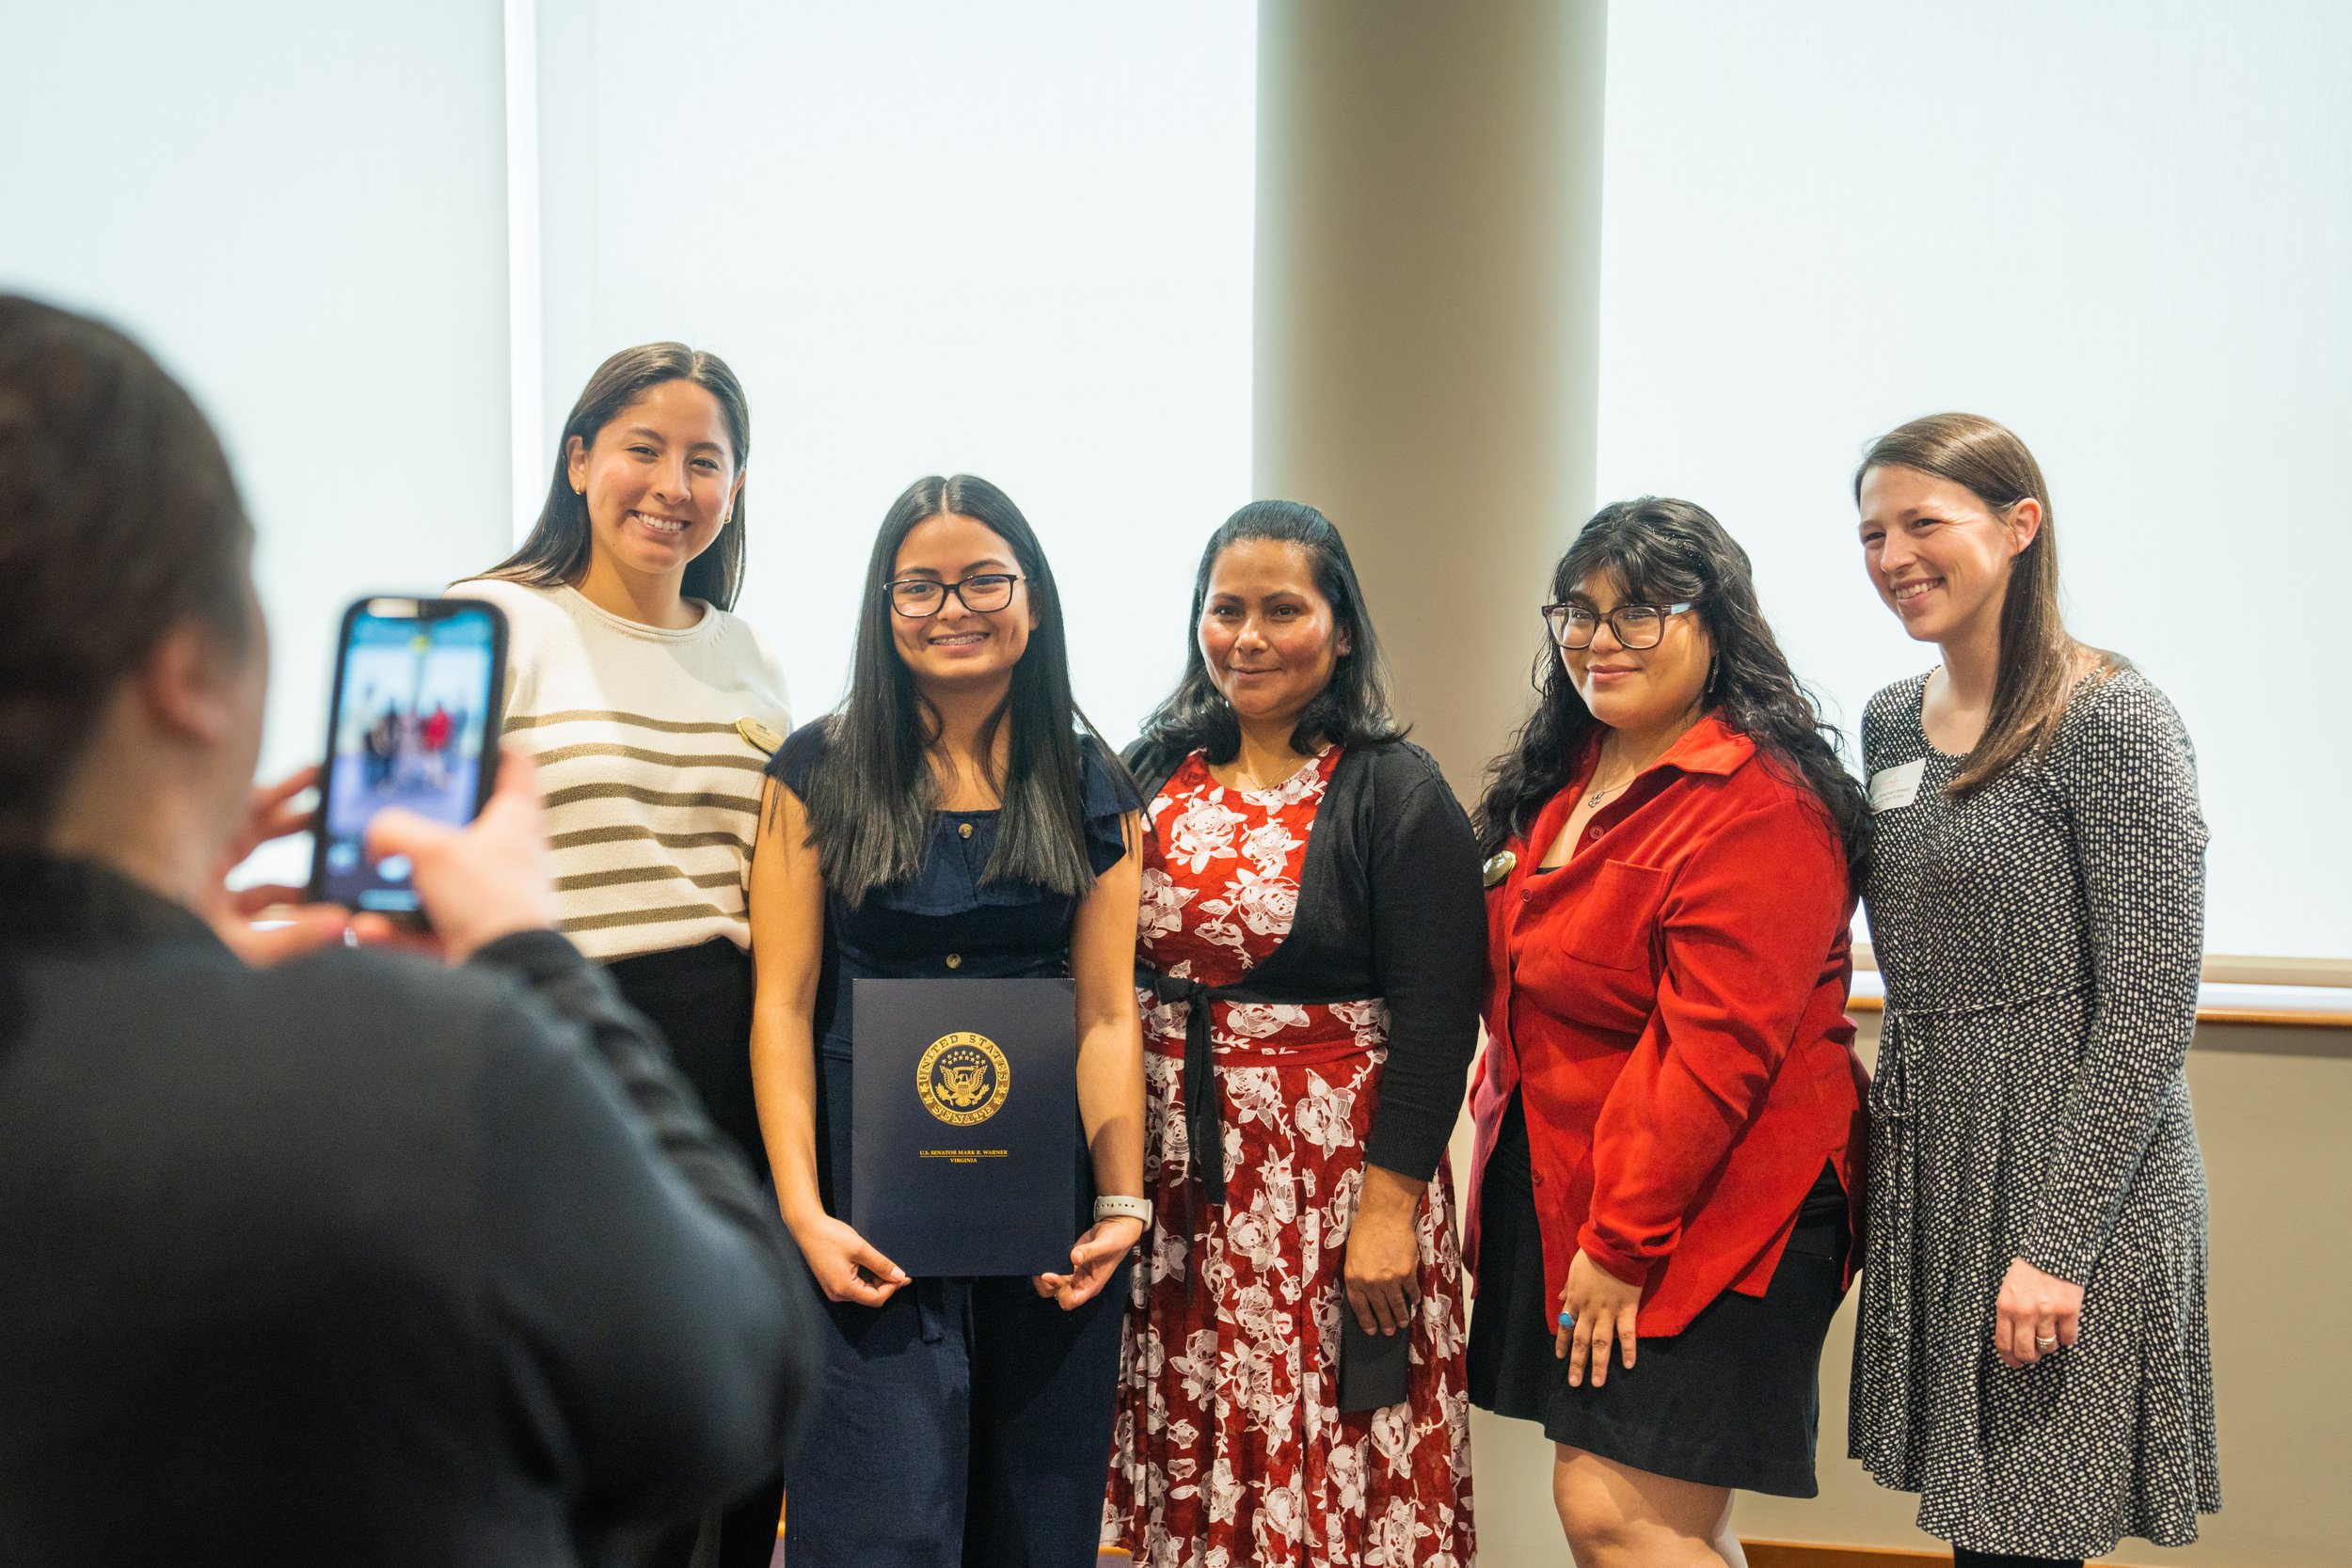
(455, 341, 791, 1568)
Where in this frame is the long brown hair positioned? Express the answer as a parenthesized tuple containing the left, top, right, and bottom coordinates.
(1855, 413, 2111, 798)
(476, 341, 750, 610)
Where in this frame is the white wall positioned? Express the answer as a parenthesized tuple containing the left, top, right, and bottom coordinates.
(0, 0, 513, 790)
(35, 3, 2324, 955)
(5, 1, 1253, 885)
(532, 0, 1260, 742)
(1595, 0, 2352, 959)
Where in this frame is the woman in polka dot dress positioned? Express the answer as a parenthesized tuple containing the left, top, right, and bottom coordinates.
(1848, 414, 2220, 1567)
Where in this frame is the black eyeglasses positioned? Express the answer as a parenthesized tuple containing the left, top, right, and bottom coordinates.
(885, 573, 1023, 618)
(1541, 600, 1699, 650)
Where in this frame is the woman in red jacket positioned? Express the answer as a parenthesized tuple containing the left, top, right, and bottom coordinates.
(1467, 498, 1872, 1567)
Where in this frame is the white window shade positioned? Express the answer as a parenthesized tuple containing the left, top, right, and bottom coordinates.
(1595, 0, 2351, 959)
(531, 0, 1259, 743)
(0, 0, 514, 790)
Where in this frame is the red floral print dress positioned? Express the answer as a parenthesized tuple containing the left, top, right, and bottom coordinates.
(1103, 749, 1476, 1568)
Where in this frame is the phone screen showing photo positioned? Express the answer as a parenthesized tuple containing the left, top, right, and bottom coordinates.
(315, 603, 501, 914)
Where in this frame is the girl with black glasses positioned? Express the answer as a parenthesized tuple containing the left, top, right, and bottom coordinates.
(748, 474, 1146, 1567)
(1468, 498, 1872, 1567)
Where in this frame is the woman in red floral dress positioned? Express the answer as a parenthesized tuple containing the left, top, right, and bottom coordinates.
(1103, 502, 1485, 1568)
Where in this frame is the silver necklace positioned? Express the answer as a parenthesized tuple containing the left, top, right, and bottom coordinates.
(1231, 759, 1298, 792)
(1225, 748, 1321, 793)
(1586, 716, 1697, 808)
(1583, 752, 1638, 806)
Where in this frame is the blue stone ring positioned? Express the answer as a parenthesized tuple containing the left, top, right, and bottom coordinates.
(1557, 1309, 1576, 1329)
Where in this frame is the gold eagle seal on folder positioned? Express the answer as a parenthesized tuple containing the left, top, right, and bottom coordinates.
(917, 1032, 1012, 1127)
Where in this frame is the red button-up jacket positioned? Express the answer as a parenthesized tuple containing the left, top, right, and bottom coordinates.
(1465, 716, 1867, 1337)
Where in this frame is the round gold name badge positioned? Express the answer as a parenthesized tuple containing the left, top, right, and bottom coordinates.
(917, 1032, 1012, 1126)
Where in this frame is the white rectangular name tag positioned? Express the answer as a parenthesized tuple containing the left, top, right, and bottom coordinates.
(1868, 758, 1926, 813)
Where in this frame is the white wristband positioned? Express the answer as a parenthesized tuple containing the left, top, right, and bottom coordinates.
(1093, 1194, 1153, 1227)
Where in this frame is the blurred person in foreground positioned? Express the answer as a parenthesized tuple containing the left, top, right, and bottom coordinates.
(0, 293, 817, 1568)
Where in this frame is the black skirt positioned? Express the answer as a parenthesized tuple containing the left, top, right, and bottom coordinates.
(604, 937, 787, 1568)
(1467, 1093, 1850, 1497)
(604, 937, 764, 1174)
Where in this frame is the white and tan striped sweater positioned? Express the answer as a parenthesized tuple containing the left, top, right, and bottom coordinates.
(451, 579, 790, 960)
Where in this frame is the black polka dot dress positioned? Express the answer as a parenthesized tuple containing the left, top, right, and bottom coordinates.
(1849, 668, 2221, 1559)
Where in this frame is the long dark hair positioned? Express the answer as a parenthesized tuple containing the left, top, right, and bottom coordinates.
(1856, 412, 2111, 800)
(802, 474, 1116, 907)
(475, 341, 751, 610)
(0, 295, 255, 848)
(1475, 497, 1871, 883)
(1129, 499, 1404, 784)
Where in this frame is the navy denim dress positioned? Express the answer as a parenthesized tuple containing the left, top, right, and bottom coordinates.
(769, 722, 1136, 1568)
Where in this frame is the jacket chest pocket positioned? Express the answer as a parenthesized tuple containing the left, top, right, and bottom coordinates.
(1560, 860, 1668, 972)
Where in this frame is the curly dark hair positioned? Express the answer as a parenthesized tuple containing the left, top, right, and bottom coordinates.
(1474, 497, 1871, 883)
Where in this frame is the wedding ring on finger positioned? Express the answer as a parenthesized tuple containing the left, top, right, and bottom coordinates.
(2035, 1334, 2060, 1349)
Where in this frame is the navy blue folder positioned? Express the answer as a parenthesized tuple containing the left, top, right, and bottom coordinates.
(850, 977, 1080, 1277)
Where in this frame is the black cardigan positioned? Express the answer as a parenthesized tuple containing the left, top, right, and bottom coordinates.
(1126, 738, 1486, 1190)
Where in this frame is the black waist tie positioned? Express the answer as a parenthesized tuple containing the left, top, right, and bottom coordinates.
(1142, 967, 1230, 1206)
(1137, 959, 1371, 1210)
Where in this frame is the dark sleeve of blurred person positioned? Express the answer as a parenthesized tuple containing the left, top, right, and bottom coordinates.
(462, 927, 820, 1527)
(0, 860, 818, 1568)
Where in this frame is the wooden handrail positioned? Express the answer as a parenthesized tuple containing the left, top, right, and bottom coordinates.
(1851, 943, 2352, 992)
(2200, 1006, 2352, 1028)
(1741, 1544, 1949, 1568)
(1845, 991, 2352, 1030)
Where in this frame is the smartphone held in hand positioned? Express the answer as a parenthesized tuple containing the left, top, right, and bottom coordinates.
(308, 597, 507, 922)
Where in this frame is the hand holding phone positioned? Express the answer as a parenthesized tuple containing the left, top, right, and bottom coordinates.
(361, 748, 558, 962)
(203, 766, 354, 967)
(310, 597, 508, 923)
